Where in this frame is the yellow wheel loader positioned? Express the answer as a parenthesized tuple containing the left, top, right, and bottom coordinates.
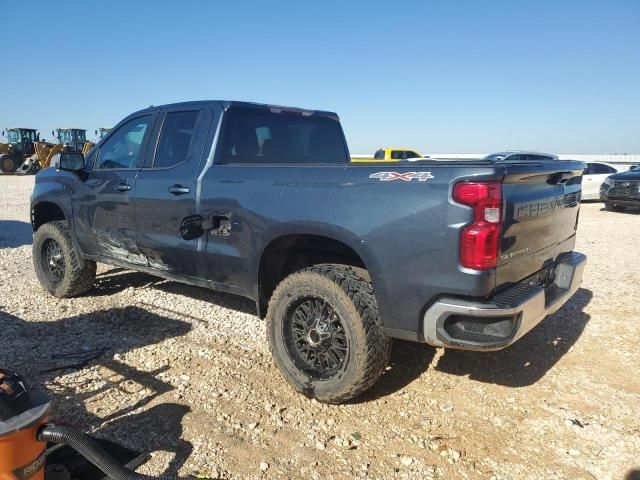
(82, 127, 111, 155)
(0, 128, 41, 174)
(32, 129, 91, 172)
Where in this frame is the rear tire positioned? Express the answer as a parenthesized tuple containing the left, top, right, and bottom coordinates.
(605, 202, 626, 212)
(266, 264, 392, 403)
(33, 221, 96, 297)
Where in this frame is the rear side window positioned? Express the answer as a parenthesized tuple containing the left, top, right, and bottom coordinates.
(391, 150, 404, 160)
(217, 108, 349, 164)
(153, 111, 199, 168)
(530, 154, 555, 161)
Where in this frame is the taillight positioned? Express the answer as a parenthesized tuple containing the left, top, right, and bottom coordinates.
(452, 181, 502, 270)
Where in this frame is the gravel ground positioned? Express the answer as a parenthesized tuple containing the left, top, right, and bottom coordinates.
(1, 175, 639, 480)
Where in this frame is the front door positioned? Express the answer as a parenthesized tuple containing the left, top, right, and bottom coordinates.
(133, 106, 215, 278)
(583, 163, 617, 199)
(72, 115, 155, 264)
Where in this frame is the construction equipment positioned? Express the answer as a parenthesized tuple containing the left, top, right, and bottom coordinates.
(52, 128, 88, 154)
(82, 128, 111, 156)
(96, 127, 110, 140)
(31, 129, 90, 173)
(0, 128, 40, 173)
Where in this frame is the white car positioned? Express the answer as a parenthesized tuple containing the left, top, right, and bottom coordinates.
(582, 162, 619, 200)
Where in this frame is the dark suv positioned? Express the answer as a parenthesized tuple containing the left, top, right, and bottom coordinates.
(600, 168, 640, 212)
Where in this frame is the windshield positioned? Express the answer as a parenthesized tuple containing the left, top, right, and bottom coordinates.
(7, 130, 21, 143)
(58, 130, 85, 143)
(58, 130, 74, 144)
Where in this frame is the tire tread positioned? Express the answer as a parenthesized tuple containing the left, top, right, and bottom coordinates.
(267, 264, 391, 403)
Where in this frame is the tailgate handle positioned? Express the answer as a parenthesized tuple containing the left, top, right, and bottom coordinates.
(548, 171, 575, 184)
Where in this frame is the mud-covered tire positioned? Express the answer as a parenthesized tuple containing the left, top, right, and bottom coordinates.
(266, 264, 392, 404)
(33, 221, 96, 297)
(605, 202, 626, 212)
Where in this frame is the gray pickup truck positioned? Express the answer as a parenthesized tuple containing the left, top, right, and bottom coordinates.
(30, 101, 587, 403)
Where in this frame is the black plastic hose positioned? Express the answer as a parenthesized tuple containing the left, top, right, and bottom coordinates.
(38, 424, 199, 480)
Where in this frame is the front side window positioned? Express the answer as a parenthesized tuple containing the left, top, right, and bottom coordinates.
(405, 151, 420, 159)
(153, 111, 199, 168)
(22, 130, 36, 142)
(95, 116, 151, 170)
(391, 150, 404, 160)
(373, 149, 385, 160)
(217, 108, 348, 165)
(590, 163, 615, 174)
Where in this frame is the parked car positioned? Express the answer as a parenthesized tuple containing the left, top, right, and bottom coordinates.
(581, 162, 619, 200)
(483, 151, 559, 162)
(31, 100, 587, 403)
(600, 168, 640, 212)
(351, 147, 423, 163)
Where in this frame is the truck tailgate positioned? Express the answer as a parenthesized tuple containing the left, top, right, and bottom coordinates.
(496, 161, 585, 286)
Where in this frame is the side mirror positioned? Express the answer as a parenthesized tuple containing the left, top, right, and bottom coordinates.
(57, 152, 85, 172)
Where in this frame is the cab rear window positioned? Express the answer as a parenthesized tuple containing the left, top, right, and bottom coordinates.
(217, 108, 349, 165)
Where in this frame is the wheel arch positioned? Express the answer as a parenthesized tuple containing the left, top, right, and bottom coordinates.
(255, 225, 381, 318)
(31, 201, 66, 231)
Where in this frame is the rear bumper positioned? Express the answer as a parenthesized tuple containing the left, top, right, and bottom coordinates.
(422, 251, 587, 351)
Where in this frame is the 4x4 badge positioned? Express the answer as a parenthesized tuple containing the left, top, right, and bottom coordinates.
(369, 171, 434, 182)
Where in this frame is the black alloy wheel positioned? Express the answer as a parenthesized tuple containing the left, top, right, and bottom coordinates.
(283, 296, 348, 379)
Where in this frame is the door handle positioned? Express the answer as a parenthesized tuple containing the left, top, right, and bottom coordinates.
(116, 183, 131, 192)
(169, 184, 190, 195)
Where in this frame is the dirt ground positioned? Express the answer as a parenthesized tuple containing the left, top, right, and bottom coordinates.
(1, 175, 638, 479)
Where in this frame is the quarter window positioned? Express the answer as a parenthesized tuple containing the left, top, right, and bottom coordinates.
(95, 116, 152, 170)
(153, 111, 199, 168)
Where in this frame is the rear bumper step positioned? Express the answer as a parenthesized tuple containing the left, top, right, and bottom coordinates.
(423, 251, 587, 351)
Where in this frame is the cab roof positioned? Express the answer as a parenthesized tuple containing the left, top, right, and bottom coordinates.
(132, 100, 339, 120)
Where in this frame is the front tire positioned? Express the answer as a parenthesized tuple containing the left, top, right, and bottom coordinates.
(266, 264, 392, 403)
(0, 155, 19, 173)
(33, 221, 96, 297)
(605, 202, 626, 212)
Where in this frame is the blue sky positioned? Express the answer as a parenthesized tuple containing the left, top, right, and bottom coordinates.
(1, 0, 638, 154)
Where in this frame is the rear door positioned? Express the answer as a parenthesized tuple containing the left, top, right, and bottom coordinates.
(133, 105, 214, 278)
(497, 160, 585, 285)
(72, 115, 155, 264)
